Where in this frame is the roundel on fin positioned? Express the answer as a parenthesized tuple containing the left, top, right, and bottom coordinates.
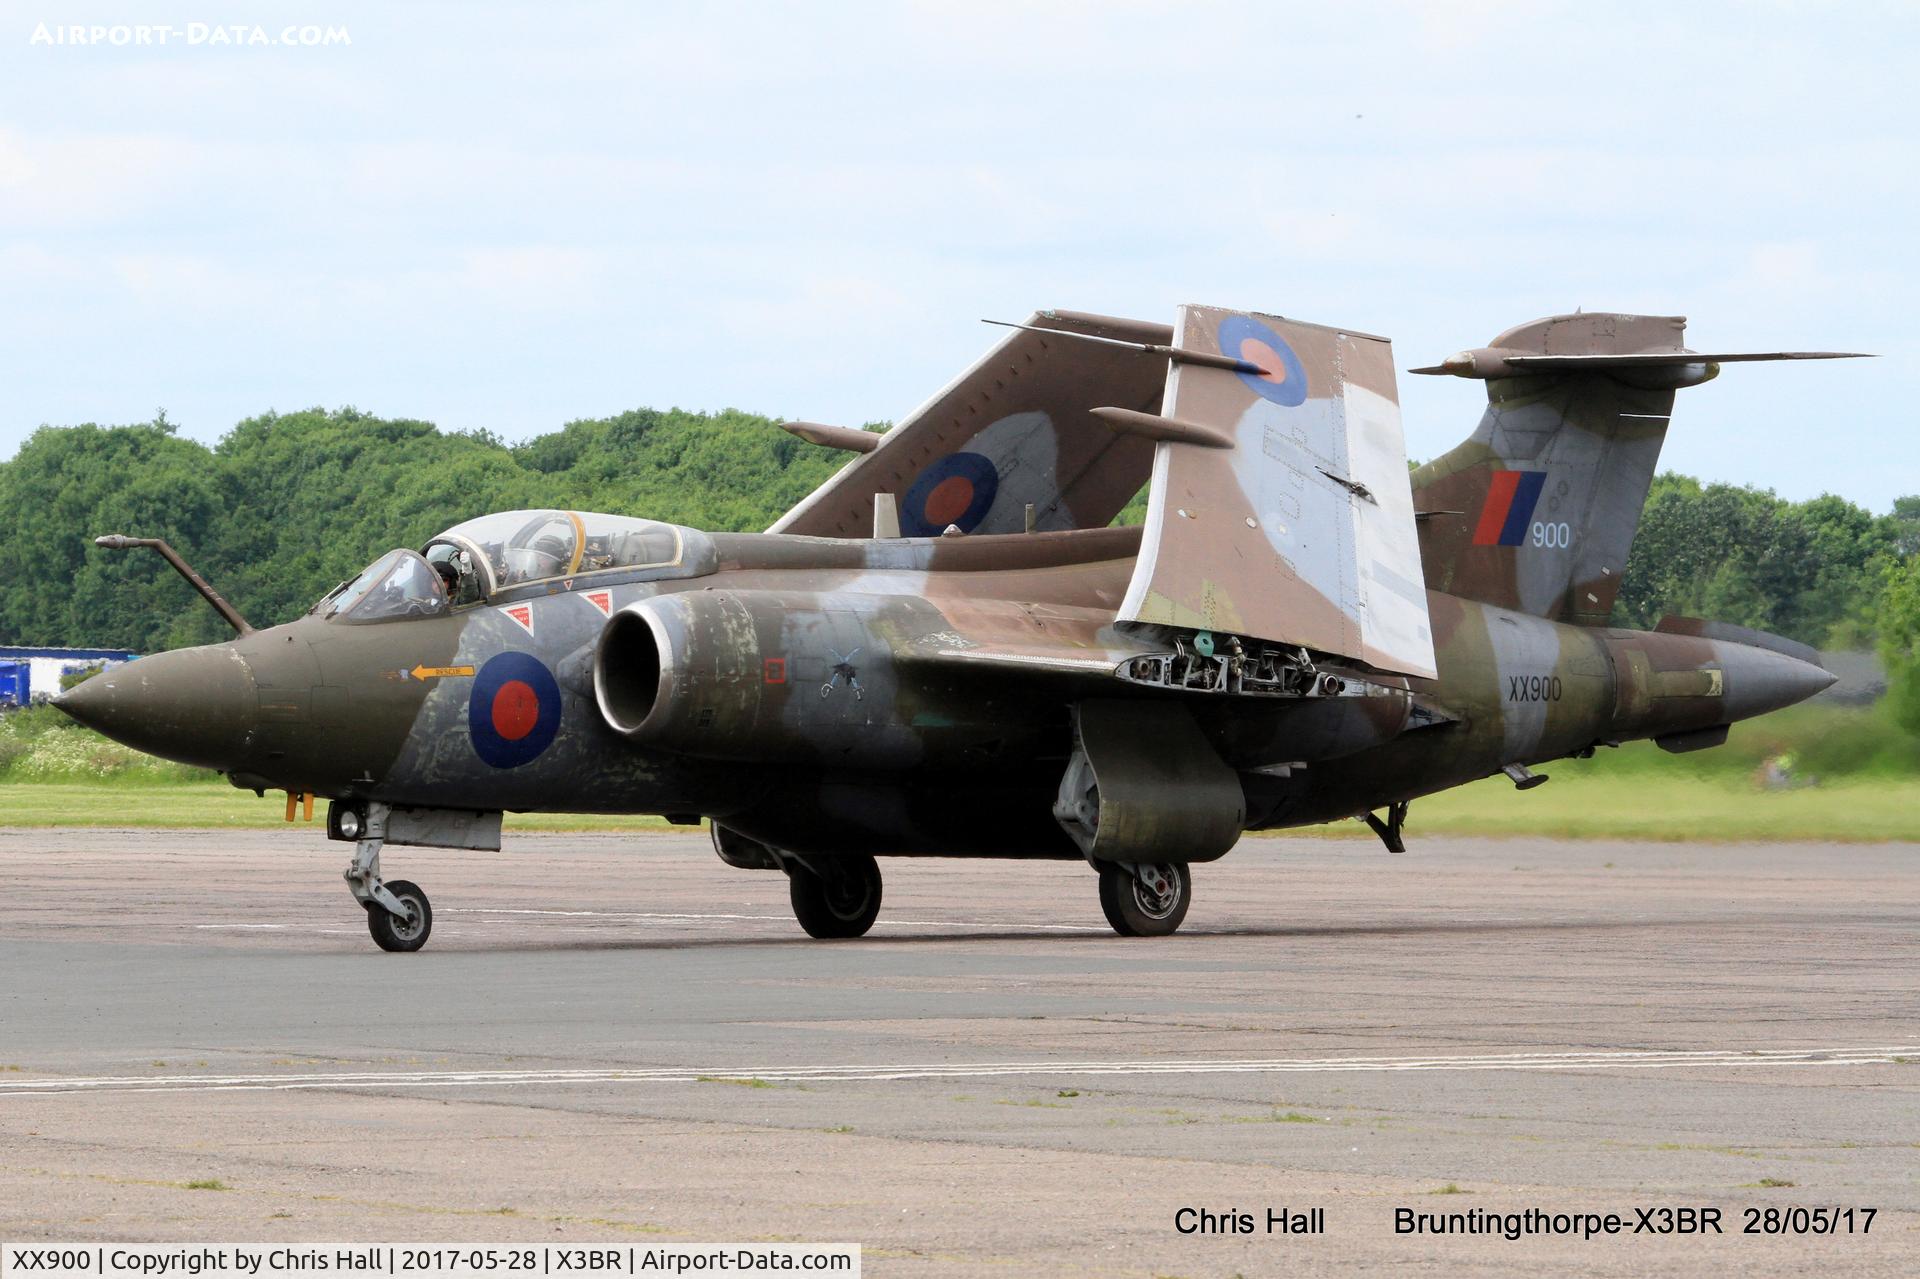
(1219, 315, 1309, 406)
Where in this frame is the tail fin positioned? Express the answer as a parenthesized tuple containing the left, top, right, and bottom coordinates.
(1409, 313, 1866, 625)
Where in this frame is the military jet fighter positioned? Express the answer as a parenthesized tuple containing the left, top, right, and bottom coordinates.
(59, 305, 1858, 951)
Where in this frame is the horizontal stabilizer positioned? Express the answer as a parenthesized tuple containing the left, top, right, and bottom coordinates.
(1503, 350, 1870, 369)
(1413, 346, 1871, 379)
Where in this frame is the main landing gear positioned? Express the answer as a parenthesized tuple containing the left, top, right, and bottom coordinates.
(710, 825, 883, 939)
(713, 825, 1195, 941)
(338, 801, 434, 953)
(1096, 861, 1192, 937)
(787, 853, 884, 939)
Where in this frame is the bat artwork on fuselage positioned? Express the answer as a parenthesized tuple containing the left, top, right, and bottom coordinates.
(61, 306, 1862, 951)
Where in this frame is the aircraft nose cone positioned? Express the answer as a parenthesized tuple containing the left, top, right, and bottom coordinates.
(1716, 642, 1838, 721)
(55, 644, 257, 770)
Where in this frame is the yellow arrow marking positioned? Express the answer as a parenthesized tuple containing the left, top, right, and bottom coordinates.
(410, 664, 476, 681)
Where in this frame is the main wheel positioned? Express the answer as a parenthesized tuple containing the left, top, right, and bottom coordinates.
(1097, 862, 1190, 937)
(788, 855, 882, 939)
(367, 879, 433, 952)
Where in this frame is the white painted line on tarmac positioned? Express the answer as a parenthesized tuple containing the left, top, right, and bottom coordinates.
(3, 1044, 1914, 1098)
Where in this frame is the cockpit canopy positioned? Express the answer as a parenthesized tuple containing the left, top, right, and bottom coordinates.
(321, 510, 698, 623)
(324, 549, 448, 623)
(425, 510, 686, 602)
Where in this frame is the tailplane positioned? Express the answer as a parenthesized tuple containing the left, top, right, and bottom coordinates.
(1409, 313, 1865, 624)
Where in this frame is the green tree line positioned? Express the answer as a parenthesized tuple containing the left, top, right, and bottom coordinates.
(1, 408, 1916, 699)
(0, 407, 856, 652)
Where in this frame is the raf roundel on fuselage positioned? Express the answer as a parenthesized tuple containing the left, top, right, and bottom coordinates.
(468, 650, 563, 769)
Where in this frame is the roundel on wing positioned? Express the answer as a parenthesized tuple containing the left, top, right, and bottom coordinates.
(900, 451, 1000, 537)
(1219, 315, 1309, 407)
(468, 651, 563, 768)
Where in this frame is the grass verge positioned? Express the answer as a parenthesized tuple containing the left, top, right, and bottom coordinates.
(1, 773, 1913, 840)
(2, 700, 1914, 841)
(0, 784, 677, 832)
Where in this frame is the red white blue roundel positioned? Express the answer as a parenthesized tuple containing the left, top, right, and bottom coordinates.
(468, 651, 562, 768)
(900, 451, 999, 537)
(1219, 315, 1308, 407)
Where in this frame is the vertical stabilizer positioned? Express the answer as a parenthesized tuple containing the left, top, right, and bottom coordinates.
(1410, 313, 1682, 624)
(1409, 312, 1863, 625)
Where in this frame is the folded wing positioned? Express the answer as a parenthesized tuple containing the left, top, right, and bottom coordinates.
(1116, 305, 1437, 679)
(770, 310, 1166, 538)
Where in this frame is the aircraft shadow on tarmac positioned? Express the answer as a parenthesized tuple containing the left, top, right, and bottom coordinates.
(398, 912, 1735, 956)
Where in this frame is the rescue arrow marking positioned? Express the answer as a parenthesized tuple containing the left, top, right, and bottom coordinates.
(409, 664, 476, 681)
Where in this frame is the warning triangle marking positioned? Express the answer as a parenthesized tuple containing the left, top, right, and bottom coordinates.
(584, 590, 613, 617)
(501, 603, 536, 636)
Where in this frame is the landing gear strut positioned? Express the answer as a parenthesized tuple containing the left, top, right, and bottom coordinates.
(1364, 800, 1410, 854)
(1097, 861, 1191, 937)
(786, 854, 883, 939)
(339, 801, 434, 952)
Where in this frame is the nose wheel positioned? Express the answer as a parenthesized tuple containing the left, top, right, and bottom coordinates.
(365, 878, 433, 952)
(1097, 861, 1191, 937)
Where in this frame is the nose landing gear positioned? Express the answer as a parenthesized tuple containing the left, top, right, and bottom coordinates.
(338, 801, 434, 953)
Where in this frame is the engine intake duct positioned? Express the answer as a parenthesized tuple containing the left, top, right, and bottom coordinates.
(594, 593, 765, 756)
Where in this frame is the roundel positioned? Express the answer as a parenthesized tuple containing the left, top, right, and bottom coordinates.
(900, 451, 999, 537)
(468, 651, 563, 769)
(1219, 315, 1309, 407)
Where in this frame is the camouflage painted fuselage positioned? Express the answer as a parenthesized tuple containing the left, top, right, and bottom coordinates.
(62, 306, 1851, 868)
(68, 520, 1828, 860)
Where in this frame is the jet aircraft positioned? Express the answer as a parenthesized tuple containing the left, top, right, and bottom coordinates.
(59, 306, 1857, 950)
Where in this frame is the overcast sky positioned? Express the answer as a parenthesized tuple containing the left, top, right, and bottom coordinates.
(3, 1, 1914, 509)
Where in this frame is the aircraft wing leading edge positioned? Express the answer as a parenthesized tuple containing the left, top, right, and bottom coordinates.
(1117, 304, 1438, 680)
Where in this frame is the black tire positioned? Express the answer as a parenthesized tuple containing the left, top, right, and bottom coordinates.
(788, 855, 882, 939)
(367, 879, 432, 952)
(1097, 862, 1190, 937)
